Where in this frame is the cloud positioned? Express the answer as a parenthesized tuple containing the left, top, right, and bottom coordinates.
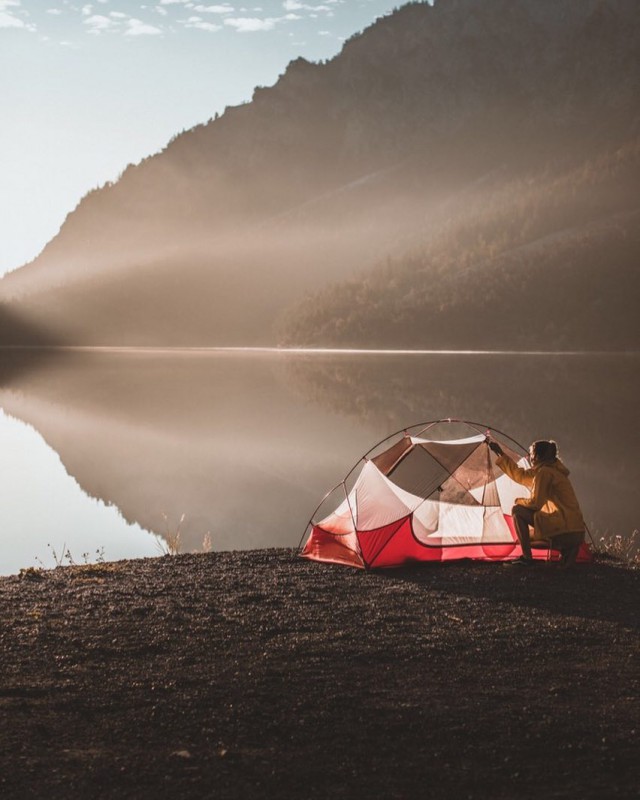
(183, 17, 221, 31)
(46, 8, 64, 14)
(154, 6, 169, 14)
(0, 0, 33, 29)
(159, 0, 189, 4)
(83, 13, 114, 33)
(192, 3, 233, 12)
(125, 17, 163, 35)
(0, 11, 24, 27)
(83, 9, 164, 37)
(282, 0, 332, 12)
(224, 16, 274, 32)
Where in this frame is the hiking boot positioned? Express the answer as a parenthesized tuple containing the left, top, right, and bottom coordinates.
(503, 556, 536, 567)
(560, 544, 580, 569)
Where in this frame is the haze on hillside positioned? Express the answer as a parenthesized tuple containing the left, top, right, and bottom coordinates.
(1, 0, 638, 351)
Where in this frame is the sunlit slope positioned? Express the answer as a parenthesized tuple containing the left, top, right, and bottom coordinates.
(0, 0, 638, 346)
(0, 304, 66, 348)
(281, 139, 640, 350)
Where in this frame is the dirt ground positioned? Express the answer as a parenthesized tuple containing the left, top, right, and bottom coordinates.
(0, 549, 638, 799)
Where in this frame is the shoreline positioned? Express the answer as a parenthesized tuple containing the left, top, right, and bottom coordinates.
(1, 345, 639, 356)
(1, 548, 638, 798)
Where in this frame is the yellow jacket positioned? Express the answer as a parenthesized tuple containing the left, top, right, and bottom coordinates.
(496, 454, 585, 540)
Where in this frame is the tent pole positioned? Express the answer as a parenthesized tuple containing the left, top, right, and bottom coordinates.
(296, 480, 344, 550)
(296, 479, 359, 555)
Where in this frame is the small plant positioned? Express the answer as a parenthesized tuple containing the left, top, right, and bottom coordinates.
(154, 512, 186, 556)
(201, 532, 213, 553)
(81, 547, 105, 564)
(593, 529, 640, 566)
(35, 544, 107, 570)
(45, 543, 76, 567)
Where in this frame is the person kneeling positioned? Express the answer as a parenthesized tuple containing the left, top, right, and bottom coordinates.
(488, 438, 586, 567)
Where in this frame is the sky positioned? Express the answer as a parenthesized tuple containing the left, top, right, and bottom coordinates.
(0, 0, 412, 278)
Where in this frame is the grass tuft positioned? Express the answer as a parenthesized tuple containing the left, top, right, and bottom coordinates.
(154, 513, 186, 556)
(592, 529, 639, 566)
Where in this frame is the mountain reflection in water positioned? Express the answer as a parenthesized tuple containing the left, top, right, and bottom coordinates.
(0, 350, 637, 570)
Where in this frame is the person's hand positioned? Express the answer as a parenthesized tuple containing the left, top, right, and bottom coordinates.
(488, 441, 504, 456)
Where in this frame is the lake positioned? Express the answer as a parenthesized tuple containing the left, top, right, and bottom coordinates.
(0, 348, 637, 575)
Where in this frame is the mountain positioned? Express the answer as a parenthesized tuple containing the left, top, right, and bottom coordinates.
(280, 140, 640, 350)
(1, 0, 639, 348)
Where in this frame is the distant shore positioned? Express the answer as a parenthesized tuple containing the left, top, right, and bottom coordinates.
(1, 549, 638, 799)
(2, 344, 639, 355)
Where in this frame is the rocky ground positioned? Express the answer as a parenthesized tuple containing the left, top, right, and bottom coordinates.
(0, 549, 638, 799)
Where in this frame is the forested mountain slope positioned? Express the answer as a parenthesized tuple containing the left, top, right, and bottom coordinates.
(1, 0, 638, 347)
(280, 138, 640, 350)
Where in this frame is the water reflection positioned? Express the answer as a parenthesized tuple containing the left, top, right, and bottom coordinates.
(0, 349, 637, 572)
(285, 351, 639, 536)
(0, 409, 157, 575)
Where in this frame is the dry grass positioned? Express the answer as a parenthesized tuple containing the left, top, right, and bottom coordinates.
(154, 512, 186, 556)
(592, 529, 640, 566)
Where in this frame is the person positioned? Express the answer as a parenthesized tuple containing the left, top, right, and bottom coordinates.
(488, 438, 586, 567)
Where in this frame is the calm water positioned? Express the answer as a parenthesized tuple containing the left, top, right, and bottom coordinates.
(0, 349, 637, 575)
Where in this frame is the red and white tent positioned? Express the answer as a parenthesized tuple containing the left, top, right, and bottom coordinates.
(300, 419, 588, 569)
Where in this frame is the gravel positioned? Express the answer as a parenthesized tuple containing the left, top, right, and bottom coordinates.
(0, 549, 638, 799)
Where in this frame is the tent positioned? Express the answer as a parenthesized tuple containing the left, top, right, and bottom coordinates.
(299, 419, 592, 569)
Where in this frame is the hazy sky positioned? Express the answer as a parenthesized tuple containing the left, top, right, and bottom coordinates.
(0, 0, 412, 277)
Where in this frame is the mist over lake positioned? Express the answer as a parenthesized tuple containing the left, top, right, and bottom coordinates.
(1, 349, 636, 574)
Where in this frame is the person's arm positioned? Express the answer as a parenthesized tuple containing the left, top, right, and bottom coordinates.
(488, 442, 534, 489)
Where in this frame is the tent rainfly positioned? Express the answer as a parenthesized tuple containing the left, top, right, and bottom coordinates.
(299, 419, 592, 569)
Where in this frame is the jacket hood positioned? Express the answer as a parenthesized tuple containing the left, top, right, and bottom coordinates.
(539, 458, 570, 476)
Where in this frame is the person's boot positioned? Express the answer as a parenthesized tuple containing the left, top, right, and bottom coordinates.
(504, 556, 536, 567)
(560, 544, 580, 570)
